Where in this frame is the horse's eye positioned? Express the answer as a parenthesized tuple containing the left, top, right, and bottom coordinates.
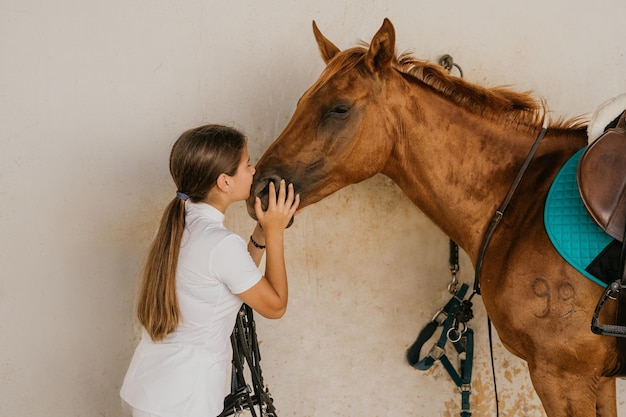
(326, 105, 351, 120)
(330, 105, 350, 115)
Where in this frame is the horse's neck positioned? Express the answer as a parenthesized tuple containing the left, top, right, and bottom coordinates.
(382, 98, 581, 261)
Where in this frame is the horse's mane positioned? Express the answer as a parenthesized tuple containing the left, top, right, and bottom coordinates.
(312, 45, 586, 130)
(397, 53, 548, 127)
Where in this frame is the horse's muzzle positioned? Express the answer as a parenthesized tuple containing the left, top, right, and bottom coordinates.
(246, 174, 295, 228)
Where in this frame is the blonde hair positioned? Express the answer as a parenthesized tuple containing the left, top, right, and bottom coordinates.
(137, 125, 246, 341)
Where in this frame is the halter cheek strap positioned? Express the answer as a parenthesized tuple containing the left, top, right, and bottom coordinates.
(176, 191, 189, 201)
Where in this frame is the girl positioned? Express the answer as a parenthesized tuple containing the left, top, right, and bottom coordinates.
(120, 124, 300, 417)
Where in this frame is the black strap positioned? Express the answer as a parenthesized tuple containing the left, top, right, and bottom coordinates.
(450, 239, 460, 271)
(591, 221, 626, 337)
(620, 220, 626, 285)
(219, 304, 277, 417)
(473, 126, 548, 295)
(406, 321, 439, 369)
(616, 223, 626, 361)
(487, 317, 500, 416)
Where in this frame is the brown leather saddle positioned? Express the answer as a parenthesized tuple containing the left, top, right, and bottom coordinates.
(577, 110, 626, 242)
(578, 110, 626, 345)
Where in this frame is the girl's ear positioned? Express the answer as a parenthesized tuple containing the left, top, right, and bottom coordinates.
(216, 173, 231, 193)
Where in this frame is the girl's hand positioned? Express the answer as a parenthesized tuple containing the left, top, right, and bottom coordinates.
(254, 179, 300, 234)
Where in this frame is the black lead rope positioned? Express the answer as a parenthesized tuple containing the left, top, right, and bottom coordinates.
(487, 315, 498, 416)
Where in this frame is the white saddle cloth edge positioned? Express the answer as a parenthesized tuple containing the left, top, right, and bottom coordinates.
(587, 93, 626, 144)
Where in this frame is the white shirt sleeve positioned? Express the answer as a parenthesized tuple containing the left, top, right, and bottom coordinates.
(211, 234, 262, 294)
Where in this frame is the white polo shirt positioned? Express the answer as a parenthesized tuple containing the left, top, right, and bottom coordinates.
(121, 202, 262, 417)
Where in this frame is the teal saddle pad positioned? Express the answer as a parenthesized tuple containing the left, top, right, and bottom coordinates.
(544, 148, 614, 287)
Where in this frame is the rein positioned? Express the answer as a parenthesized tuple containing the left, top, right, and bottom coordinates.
(472, 121, 549, 296)
(219, 304, 277, 417)
(470, 121, 549, 417)
(407, 56, 549, 417)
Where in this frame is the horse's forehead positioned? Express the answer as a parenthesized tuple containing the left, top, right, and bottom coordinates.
(304, 66, 371, 101)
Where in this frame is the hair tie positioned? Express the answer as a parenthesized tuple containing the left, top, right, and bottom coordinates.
(176, 191, 189, 201)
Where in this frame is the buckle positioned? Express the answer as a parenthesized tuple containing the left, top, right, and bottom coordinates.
(431, 308, 447, 325)
(428, 345, 445, 360)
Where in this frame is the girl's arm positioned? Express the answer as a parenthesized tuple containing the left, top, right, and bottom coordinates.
(238, 180, 299, 318)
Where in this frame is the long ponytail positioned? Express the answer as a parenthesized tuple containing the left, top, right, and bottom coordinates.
(137, 197, 185, 341)
(136, 124, 246, 341)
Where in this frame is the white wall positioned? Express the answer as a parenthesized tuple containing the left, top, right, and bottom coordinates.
(1, 1, 625, 416)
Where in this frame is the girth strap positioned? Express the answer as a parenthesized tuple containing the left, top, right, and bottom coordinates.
(591, 221, 626, 340)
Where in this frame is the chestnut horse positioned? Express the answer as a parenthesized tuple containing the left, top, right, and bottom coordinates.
(246, 19, 624, 416)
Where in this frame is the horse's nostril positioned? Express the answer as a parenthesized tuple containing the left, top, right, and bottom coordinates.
(251, 175, 279, 211)
(258, 175, 282, 193)
(257, 183, 270, 211)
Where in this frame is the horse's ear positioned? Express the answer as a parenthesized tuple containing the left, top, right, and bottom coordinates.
(313, 21, 340, 64)
(365, 18, 395, 72)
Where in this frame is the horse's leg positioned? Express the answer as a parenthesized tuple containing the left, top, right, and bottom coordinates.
(595, 377, 617, 417)
(527, 360, 600, 417)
